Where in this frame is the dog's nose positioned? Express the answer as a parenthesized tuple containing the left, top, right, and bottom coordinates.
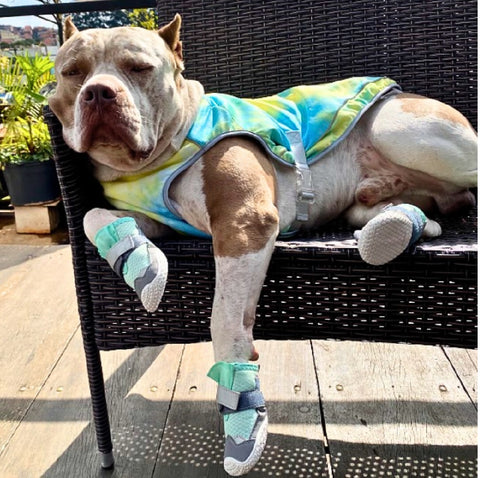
(82, 83, 117, 106)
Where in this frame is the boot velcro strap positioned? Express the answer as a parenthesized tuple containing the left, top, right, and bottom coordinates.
(105, 234, 150, 276)
(217, 383, 265, 415)
(217, 386, 240, 411)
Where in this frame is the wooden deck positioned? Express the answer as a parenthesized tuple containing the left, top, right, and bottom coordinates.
(0, 245, 477, 477)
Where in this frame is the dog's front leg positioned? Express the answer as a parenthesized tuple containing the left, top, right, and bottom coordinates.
(208, 229, 277, 476)
(83, 207, 171, 311)
(83, 207, 173, 242)
(201, 139, 279, 363)
(172, 138, 278, 475)
(210, 234, 277, 363)
(171, 137, 279, 362)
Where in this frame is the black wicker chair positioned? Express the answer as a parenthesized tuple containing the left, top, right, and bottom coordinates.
(44, 0, 477, 469)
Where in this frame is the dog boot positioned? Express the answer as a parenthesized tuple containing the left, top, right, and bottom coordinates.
(208, 362, 268, 476)
(94, 217, 168, 312)
(355, 203, 427, 265)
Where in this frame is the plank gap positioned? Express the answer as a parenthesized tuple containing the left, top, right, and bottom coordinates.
(309, 339, 335, 478)
(150, 343, 186, 478)
(312, 341, 477, 477)
(441, 346, 478, 410)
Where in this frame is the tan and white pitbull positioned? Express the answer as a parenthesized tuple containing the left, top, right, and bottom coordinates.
(49, 15, 477, 475)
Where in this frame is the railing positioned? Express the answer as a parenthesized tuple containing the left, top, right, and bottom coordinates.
(0, 0, 154, 18)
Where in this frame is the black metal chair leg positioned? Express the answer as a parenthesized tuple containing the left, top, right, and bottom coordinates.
(82, 332, 115, 469)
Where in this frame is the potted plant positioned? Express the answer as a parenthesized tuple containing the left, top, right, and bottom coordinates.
(0, 53, 60, 206)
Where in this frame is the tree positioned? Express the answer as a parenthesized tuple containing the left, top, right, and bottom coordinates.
(70, 10, 130, 30)
(71, 8, 158, 31)
(128, 9, 158, 30)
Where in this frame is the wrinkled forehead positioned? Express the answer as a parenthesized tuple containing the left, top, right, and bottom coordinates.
(56, 27, 170, 68)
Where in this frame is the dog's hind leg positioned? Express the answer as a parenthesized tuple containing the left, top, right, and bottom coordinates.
(365, 93, 477, 189)
(345, 199, 442, 238)
(346, 200, 442, 265)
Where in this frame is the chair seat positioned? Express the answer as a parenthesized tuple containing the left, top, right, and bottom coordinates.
(86, 209, 477, 351)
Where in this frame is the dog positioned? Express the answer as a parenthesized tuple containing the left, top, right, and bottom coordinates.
(49, 15, 477, 475)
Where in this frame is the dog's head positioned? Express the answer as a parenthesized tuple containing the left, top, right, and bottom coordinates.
(49, 15, 201, 175)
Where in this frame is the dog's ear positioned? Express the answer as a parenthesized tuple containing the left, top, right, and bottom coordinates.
(158, 14, 184, 71)
(64, 16, 79, 40)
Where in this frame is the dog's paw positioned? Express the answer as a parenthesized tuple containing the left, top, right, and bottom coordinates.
(208, 362, 268, 476)
(130, 243, 168, 312)
(223, 411, 268, 476)
(356, 204, 427, 265)
(94, 217, 168, 312)
(423, 218, 442, 238)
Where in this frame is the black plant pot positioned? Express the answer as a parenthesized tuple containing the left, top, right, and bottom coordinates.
(0, 169, 8, 197)
(3, 159, 61, 206)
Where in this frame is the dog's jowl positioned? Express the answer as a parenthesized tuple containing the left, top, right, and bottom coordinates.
(49, 15, 477, 476)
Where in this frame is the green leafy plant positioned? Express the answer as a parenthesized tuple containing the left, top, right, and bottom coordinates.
(128, 9, 158, 30)
(0, 53, 55, 165)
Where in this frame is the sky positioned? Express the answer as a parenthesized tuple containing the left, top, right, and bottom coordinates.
(0, 0, 77, 28)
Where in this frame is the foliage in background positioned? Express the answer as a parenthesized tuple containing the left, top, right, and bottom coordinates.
(0, 54, 55, 164)
(0, 57, 7, 72)
(128, 9, 158, 30)
(71, 8, 158, 30)
(70, 10, 130, 30)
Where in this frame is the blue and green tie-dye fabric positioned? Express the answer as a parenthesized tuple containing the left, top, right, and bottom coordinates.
(101, 76, 400, 237)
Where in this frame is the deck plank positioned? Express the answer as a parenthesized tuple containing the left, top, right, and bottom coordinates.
(442, 346, 477, 406)
(0, 246, 78, 453)
(154, 340, 329, 478)
(312, 340, 477, 478)
(0, 326, 183, 478)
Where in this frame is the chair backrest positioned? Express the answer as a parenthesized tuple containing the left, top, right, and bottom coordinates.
(157, 0, 477, 127)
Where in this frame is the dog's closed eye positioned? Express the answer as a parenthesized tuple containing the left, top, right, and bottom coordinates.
(63, 68, 81, 77)
(61, 62, 84, 78)
(129, 63, 155, 74)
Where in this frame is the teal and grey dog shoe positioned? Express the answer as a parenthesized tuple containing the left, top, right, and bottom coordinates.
(94, 217, 168, 312)
(355, 203, 427, 266)
(208, 362, 268, 476)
